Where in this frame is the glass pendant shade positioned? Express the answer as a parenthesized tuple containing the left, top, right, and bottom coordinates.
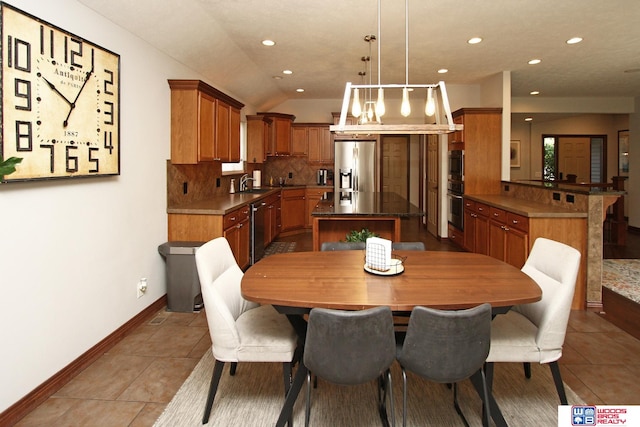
(376, 88, 386, 117)
(352, 88, 362, 117)
(367, 103, 374, 120)
(425, 88, 436, 116)
(401, 87, 411, 117)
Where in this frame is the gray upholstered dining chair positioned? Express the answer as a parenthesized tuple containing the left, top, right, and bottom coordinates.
(486, 237, 581, 405)
(303, 306, 397, 427)
(320, 241, 366, 251)
(391, 242, 425, 251)
(396, 303, 492, 427)
(195, 237, 299, 424)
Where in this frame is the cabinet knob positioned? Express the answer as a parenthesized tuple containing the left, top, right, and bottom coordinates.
(230, 216, 236, 221)
(512, 219, 519, 224)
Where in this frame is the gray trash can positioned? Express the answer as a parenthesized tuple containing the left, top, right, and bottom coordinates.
(158, 241, 205, 312)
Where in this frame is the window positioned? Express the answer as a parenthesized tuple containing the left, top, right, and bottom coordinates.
(221, 121, 247, 174)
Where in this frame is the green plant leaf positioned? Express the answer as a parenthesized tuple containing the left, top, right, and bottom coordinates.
(344, 228, 379, 242)
(0, 156, 23, 177)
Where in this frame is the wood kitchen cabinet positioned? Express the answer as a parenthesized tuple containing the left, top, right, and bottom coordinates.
(281, 188, 306, 232)
(488, 207, 529, 269)
(305, 187, 327, 228)
(291, 125, 308, 156)
(264, 192, 281, 245)
(258, 112, 295, 156)
(223, 205, 251, 270)
(168, 80, 244, 164)
(463, 199, 489, 254)
(292, 124, 333, 162)
(247, 115, 272, 163)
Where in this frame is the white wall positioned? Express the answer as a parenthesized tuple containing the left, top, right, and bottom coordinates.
(0, 0, 242, 412)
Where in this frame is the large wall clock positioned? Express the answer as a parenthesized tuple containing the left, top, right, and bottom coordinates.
(1, 3, 120, 182)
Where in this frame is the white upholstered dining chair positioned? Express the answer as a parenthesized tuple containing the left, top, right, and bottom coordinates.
(195, 237, 299, 424)
(485, 237, 581, 404)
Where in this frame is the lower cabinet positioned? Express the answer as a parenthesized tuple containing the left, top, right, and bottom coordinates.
(463, 200, 489, 255)
(487, 207, 529, 269)
(305, 188, 326, 228)
(223, 206, 250, 270)
(264, 192, 281, 246)
(281, 188, 306, 232)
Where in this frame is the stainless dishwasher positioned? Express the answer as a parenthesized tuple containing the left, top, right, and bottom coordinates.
(250, 201, 267, 265)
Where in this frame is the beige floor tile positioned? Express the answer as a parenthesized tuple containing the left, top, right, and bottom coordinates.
(129, 325, 208, 358)
(129, 402, 166, 427)
(565, 332, 640, 365)
(52, 399, 145, 427)
(14, 397, 79, 426)
(117, 357, 199, 403)
(559, 367, 604, 405)
(54, 354, 154, 400)
(568, 310, 622, 333)
(564, 364, 640, 404)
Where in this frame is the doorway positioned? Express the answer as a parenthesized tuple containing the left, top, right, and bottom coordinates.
(542, 134, 607, 182)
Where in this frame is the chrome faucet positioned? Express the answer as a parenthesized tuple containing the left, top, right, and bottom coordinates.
(239, 174, 254, 192)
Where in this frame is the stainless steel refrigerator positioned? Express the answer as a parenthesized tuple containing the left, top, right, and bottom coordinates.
(334, 140, 376, 193)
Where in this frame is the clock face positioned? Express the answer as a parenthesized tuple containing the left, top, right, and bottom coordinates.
(1, 3, 120, 182)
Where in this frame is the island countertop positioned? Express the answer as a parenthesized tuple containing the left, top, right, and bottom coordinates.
(311, 191, 424, 217)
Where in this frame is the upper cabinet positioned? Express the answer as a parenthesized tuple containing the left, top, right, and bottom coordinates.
(168, 80, 244, 164)
(450, 108, 502, 195)
(246, 115, 272, 163)
(257, 112, 295, 156)
(294, 124, 333, 163)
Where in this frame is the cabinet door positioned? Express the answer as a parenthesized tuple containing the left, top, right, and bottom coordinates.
(291, 126, 308, 156)
(305, 189, 324, 227)
(463, 208, 476, 252)
(237, 215, 250, 269)
(215, 100, 230, 161)
(229, 106, 241, 162)
(247, 116, 268, 163)
(474, 214, 490, 255)
(199, 92, 216, 161)
(223, 224, 240, 265)
(488, 220, 506, 261)
(307, 127, 321, 161)
(274, 118, 292, 155)
(321, 127, 333, 162)
(505, 227, 528, 269)
(281, 190, 306, 231)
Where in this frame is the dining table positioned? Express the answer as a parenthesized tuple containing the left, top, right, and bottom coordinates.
(241, 250, 542, 427)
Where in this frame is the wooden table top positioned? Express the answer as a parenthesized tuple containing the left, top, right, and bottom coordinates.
(241, 250, 541, 312)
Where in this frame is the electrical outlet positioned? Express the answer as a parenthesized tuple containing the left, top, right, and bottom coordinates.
(137, 278, 147, 298)
(288, 172, 293, 179)
(216, 178, 221, 187)
(183, 182, 188, 194)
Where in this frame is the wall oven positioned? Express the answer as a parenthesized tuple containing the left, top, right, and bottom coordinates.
(447, 150, 465, 231)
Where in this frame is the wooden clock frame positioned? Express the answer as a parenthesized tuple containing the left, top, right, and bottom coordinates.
(0, 3, 120, 183)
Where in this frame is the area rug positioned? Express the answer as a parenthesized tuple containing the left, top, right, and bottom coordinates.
(603, 259, 640, 304)
(264, 241, 296, 257)
(154, 349, 583, 427)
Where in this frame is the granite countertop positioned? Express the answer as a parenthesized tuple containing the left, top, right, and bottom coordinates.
(465, 194, 588, 218)
(312, 191, 424, 217)
(507, 180, 625, 196)
(167, 185, 331, 215)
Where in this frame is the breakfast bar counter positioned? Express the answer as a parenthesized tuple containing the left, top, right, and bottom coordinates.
(310, 191, 424, 251)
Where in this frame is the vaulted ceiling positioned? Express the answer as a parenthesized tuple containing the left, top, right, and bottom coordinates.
(79, 0, 640, 112)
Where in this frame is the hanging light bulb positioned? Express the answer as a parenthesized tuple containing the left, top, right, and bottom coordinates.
(351, 88, 362, 117)
(425, 87, 436, 116)
(401, 87, 411, 117)
(376, 88, 385, 118)
(367, 102, 374, 120)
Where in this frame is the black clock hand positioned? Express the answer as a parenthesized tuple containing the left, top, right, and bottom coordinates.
(40, 76, 73, 106)
(63, 67, 93, 127)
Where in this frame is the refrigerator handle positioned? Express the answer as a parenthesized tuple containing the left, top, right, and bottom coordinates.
(353, 146, 358, 191)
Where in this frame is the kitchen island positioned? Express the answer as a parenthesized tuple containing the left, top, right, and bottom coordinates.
(310, 191, 424, 251)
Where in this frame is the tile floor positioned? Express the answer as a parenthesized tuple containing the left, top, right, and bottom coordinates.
(14, 220, 640, 426)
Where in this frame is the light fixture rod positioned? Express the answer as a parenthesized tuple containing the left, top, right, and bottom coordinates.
(350, 83, 439, 89)
(377, 0, 381, 85)
(405, 0, 409, 85)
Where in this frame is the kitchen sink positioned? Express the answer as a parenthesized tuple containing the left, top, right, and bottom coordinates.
(240, 188, 272, 194)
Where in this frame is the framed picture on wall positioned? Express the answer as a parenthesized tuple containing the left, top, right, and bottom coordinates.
(618, 130, 629, 176)
(510, 140, 521, 168)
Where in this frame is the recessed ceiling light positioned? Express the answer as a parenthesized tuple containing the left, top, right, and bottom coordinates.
(530, 91, 540, 95)
(437, 69, 448, 74)
(528, 59, 541, 65)
(262, 39, 276, 46)
(525, 117, 533, 122)
(566, 37, 582, 45)
(296, 88, 304, 93)
(467, 37, 482, 44)
(624, 68, 640, 73)
(273, 76, 283, 80)
(282, 70, 293, 75)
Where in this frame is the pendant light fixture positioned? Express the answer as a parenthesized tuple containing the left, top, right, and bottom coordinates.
(330, 0, 462, 135)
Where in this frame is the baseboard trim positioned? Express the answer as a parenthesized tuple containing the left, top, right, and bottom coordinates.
(0, 295, 167, 426)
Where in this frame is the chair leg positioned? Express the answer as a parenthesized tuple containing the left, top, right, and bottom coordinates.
(283, 362, 294, 427)
(452, 383, 470, 427)
(230, 362, 237, 376)
(401, 368, 408, 427)
(380, 369, 395, 427)
(549, 361, 568, 405)
(305, 371, 312, 427)
(475, 369, 492, 427)
(523, 362, 531, 379)
(202, 360, 225, 424)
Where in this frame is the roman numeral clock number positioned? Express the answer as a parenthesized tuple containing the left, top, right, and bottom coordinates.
(1, 4, 120, 182)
